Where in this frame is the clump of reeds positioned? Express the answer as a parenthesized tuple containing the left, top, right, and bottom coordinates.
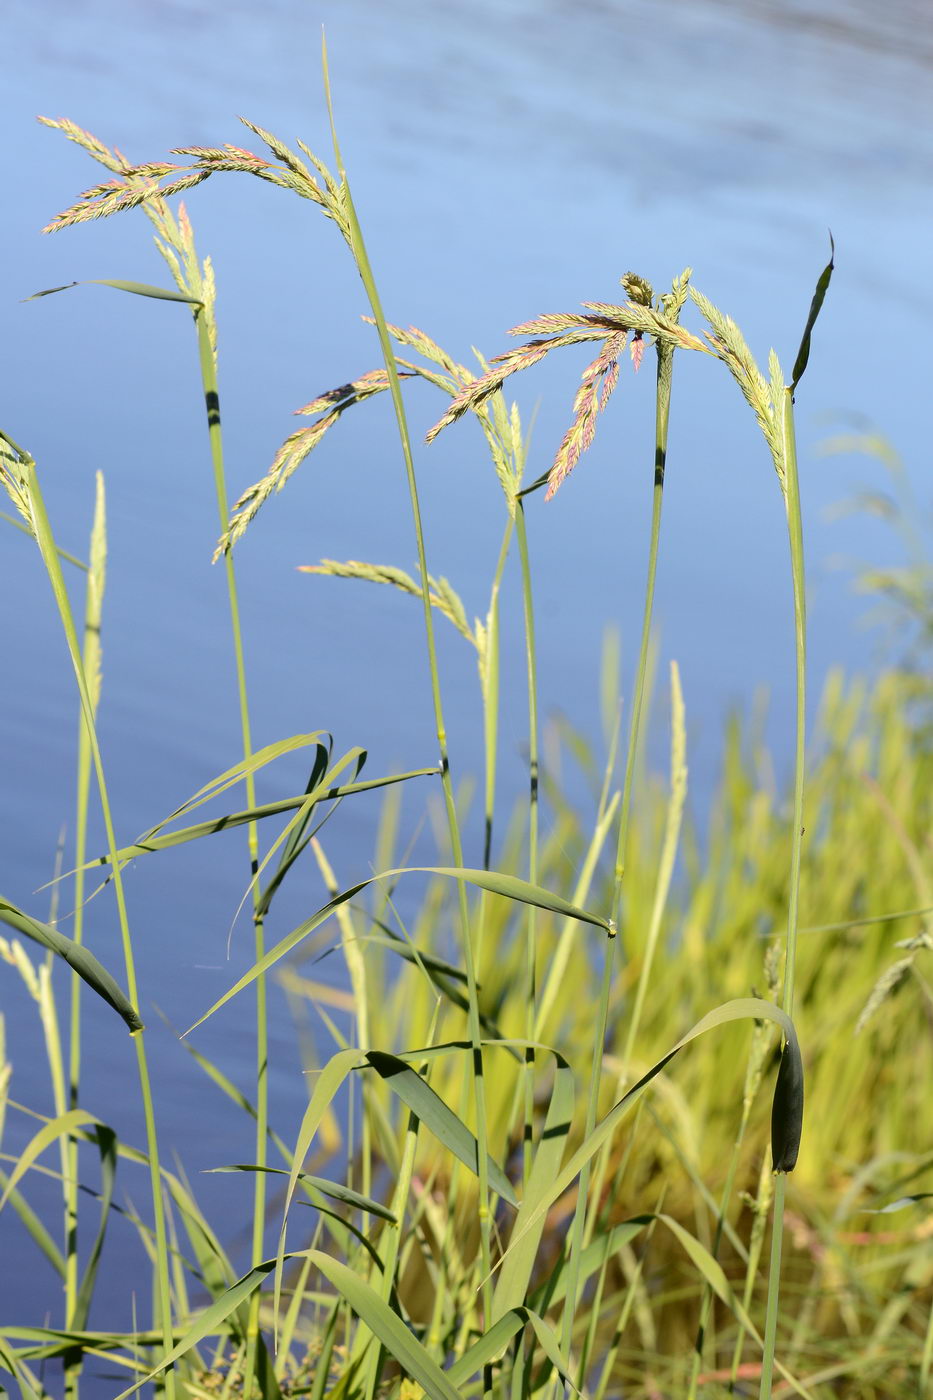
(4, 50, 932, 1400)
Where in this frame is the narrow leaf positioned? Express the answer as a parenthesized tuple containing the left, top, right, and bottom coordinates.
(0, 898, 142, 1032)
(112, 1257, 286, 1400)
(0, 1110, 101, 1210)
(307, 1252, 462, 1400)
(364, 1051, 517, 1207)
(790, 234, 834, 392)
(186, 866, 610, 1035)
(26, 279, 203, 306)
(207, 1164, 396, 1222)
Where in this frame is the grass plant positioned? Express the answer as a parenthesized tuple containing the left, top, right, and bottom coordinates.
(1, 59, 931, 1400)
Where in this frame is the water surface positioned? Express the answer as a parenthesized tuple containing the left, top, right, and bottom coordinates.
(2, 0, 932, 1354)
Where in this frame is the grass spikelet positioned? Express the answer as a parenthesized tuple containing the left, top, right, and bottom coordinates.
(375, 321, 471, 382)
(297, 559, 477, 645)
(855, 955, 914, 1034)
(856, 930, 933, 1034)
(689, 287, 782, 476)
(0, 431, 36, 533)
(660, 266, 693, 320)
(428, 289, 712, 448)
(37, 116, 128, 173)
(214, 417, 338, 560)
(42, 179, 163, 233)
(425, 331, 606, 443)
(295, 369, 398, 417)
(545, 330, 628, 500)
(236, 118, 316, 184)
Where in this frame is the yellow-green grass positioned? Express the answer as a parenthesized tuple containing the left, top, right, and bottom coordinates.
(1, 63, 929, 1400)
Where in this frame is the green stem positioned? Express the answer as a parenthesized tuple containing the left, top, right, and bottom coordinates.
(194, 311, 268, 1392)
(480, 517, 515, 876)
(63, 491, 102, 1400)
(614, 343, 671, 896)
(325, 84, 493, 1325)
(515, 502, 540, 1186)
(559, 935, 614, 1372)
(560, 336, 675, 1379)
(24, 459, 175, 1400)
(758, 389, 806, 1400)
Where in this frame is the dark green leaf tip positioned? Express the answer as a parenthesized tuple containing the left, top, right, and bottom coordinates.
(771, 1040, 805, 1173)
(790, 232, 835, 395)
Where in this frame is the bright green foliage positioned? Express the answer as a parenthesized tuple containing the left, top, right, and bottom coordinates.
(2, 78, 930, 1400)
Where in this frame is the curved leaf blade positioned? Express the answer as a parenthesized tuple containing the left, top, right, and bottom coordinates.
(364, 1051, 517, 1207)
(26, 279, 203, 306)
(307, 1252, 462, 1400)
(0, 898, 142, 1033)
(186, 866, 611, 1036)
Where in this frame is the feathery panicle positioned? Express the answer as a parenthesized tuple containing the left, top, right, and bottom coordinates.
(374, 320, 471, 383)
(295, 368, 401, 417)
(43, 176, 167, 233)
(41, 120, 350, 236)
(508, 312, 620, 336)
(37, 116, 128, 174)
(856, 956, 914, 1035)
(215, 369, 414, 560)
(215, 416, 339, 561)
(297, 559, 477, 646)
(297, 140, 343, 203)
(581, 300, 710, 353)
(425, 330, 607, 444)
(426, 276, 716, 500)
(857, 930, 933, 1034)
(156, 170, 213, 200)
(545, 331, 628, 500)
(236, 118, 316, 184)
(691, 286, 782, 479)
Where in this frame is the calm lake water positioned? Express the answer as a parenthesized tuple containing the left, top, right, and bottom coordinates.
(2, 0, 932, 1361)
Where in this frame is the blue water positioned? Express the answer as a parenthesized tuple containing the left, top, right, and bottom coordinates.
(2, 0, 932, 1365)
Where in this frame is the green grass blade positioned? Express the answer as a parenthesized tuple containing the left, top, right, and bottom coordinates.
(111, 1256, 290, 1400)
(0, 897, 142, 1032)
(0, 1172, 67, 1278)
(529, 1217, 654, 1310)
(0, 1109, 100, 1209)
(0, 508, 87, 569)
(66, 766, 436, 878)
(363, 1051, 518, 1207)
(186, 865, 610, 1035)
(206, 1164, 397, 1222)
(307, 1251, 462, 1400)
(495, 999, 803, 1279)
(656, 1215, 815, 1400)
(493, 1052, 573, 1315)
(790, 235, 834, 392)
(71, 1125, 117, 1329)
(26, 279, 203, 306)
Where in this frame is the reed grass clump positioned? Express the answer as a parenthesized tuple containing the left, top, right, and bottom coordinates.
(1, 53, 930, 1400)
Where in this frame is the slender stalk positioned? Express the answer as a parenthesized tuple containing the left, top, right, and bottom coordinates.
(480, 517, 515, 875)
(22, 456, 176, 1400)
(64, 472, 105, 1400)
(323, 64, 494, 1325)
(560, 331, 676, 1380)
(758, 389, 806, 1400)
(193, 311, 269, 1392)
(615, 342, 672, 895)
(559, 935, 614, 1370)
(921, 1297, 933, 1397)
(515, 501, 540, 1185)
